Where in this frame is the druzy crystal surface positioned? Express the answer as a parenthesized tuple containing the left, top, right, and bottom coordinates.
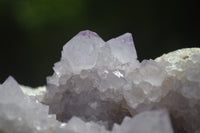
(0, 30, 200, 133)
(43, 30, 200, 132)
(44, 30, 140, 128)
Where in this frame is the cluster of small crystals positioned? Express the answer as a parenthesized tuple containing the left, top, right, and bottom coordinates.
(44, 30, 140, 128)
(0, 77, 173, 133)
(155, 48, 200, 133)
(0, 77, 60, 133)
(43, 30, 200, 132)
(0, 30, 200, 133)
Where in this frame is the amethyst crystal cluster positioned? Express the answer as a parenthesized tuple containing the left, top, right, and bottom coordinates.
(43, 31, 140, 128)
(0, 30, 200, 133)
(43, 30, 200, 132)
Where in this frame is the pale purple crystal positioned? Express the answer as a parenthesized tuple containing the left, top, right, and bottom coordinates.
(107, 33, 137, 63)
(61, 30, 105, 73)
(1, 30, 200, 133)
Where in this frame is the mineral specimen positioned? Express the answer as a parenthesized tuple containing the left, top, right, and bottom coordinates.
(43, 30, 140, 129)
(43, 30, 200, 132)
(0, 77, 58, 133)
(0, 30, 200, 133)
(0, 77, 173, 133)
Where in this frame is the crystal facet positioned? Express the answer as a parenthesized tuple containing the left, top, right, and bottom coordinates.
(0, 30, 200, 133)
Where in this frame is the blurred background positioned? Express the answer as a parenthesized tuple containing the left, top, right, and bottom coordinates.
(0, 0, 199, 87)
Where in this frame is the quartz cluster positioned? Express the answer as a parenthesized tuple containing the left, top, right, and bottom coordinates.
(0, 30, 200, 133)
(0, 77, 59, 133)
(0, 77, 173, 133)
(43, 30, 200, 132)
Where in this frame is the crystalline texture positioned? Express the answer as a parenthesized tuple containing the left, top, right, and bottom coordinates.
(61, 30, 105, 73)
(0, 77, 174, 133)
(0, 77, 62, 133)
(43, 30, 200, 133)
(43, 30, 140, 129)
(107, 33, 137, 63)
(1, 30, 200, 133)
(112, 110, 173, 133)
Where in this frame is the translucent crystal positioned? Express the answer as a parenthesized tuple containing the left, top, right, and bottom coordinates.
(106, 33, 137, 63)
(0, 77, 63, 133)
(43, 31, 200, 132)
(1, 30, 200, 133)
(112, 110, 173, 133)
(61, 30, 105, 73)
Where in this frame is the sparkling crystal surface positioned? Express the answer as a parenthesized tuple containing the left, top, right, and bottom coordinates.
(0, 30, 200, 133)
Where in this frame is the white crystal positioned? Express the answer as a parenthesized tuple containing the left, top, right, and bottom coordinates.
(112, 110, 173, 133)
(0, 77, 62, 133)
(106, 33, 137, 63)
(1, 30, 200, 133)
(61, 30, 105, 73)
(43, 30, 200, 132)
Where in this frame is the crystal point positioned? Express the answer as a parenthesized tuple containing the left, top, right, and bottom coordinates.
(1, 30, 200, 133)
(107, 33, 137, 63)
(61, 30, 105, 73)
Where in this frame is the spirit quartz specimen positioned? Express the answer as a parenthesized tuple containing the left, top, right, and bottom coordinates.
(0, 30, 200, 133)
(43, 30, 200, 132)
